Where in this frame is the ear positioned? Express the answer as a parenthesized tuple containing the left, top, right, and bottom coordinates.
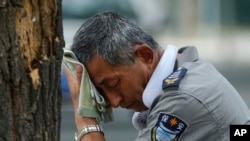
(134, 44, 154, 64)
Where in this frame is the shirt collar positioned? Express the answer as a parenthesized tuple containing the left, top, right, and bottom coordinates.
(142, 45, 178, 108)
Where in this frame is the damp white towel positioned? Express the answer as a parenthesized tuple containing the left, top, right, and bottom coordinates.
(62, 45, 114, 123)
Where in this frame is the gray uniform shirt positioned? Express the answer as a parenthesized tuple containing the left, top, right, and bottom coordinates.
(135, 47, 250, 141)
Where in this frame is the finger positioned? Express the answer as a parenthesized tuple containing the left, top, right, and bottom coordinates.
(75, 64, 83, 84)
(63, 66, 80, 106)
(63, 67, 78, 94)
(63, 66, 75, 82)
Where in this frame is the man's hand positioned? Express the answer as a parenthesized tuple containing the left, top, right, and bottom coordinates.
(63, 65, 105, 141)
(64, 64, 82, 109)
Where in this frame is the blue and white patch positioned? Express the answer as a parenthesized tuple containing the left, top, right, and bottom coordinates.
(162, 68, 187, 90)
(151, 113, 188, 141)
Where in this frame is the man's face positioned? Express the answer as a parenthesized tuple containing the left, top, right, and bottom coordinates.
(86, 54, 150, 112)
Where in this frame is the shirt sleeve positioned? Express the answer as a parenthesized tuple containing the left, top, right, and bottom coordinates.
(135, 91, 224, 141)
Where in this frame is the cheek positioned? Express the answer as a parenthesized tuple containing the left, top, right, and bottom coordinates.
(121, 73, 145, 101)
(118, 63, 149, 103)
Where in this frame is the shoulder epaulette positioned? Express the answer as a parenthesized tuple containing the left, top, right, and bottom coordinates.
(162, 68, 188, 90)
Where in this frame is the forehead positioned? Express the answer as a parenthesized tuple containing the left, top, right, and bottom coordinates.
(85, 54, 115, 84)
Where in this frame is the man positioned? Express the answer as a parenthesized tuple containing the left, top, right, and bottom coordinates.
(64, 12, 250, 141)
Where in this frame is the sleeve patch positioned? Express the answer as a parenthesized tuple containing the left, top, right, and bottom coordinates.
(151, 113, 188, 141)
(162, 68, 187, 90)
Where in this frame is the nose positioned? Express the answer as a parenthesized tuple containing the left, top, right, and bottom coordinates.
(104, 91, 122, 108)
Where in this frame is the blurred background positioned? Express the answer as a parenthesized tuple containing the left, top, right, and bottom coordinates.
(60, 0, 250, 140)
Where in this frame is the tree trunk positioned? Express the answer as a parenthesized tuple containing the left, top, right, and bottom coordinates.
(0, 0, 64, 140)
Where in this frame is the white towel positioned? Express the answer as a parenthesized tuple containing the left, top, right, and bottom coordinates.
(62, 45, 114, 123)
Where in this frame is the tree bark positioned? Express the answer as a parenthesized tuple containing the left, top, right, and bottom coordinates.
(0, 0, 64, 140)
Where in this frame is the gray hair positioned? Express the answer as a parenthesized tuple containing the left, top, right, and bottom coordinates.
(72, 11, 160, 65)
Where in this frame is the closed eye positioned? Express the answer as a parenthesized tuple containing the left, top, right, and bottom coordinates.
(106, 78, 119, 89)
